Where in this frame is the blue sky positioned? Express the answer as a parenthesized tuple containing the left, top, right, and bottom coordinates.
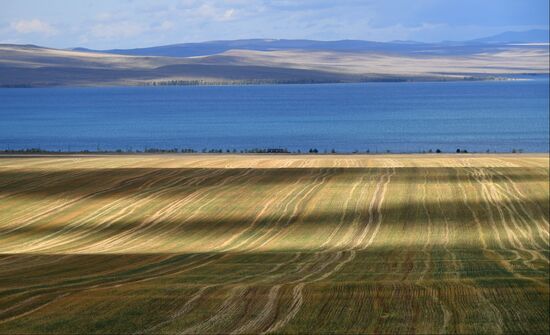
(1, 0, 548, 49)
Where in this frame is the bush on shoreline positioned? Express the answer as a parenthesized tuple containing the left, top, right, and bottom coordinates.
(0, 147, 528, 155)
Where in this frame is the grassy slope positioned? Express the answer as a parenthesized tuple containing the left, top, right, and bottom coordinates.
(0, 154, 548, 334)
(1, 44, 548, 87)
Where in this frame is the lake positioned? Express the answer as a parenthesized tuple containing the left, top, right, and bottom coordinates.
(0, 78, 548, 153)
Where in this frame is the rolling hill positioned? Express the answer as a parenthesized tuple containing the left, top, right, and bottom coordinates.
(471, 29, 549, 44)
(0, 32, 548, 87)
(75, 30, 550, 57)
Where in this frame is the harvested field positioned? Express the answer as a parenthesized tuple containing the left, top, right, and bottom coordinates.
(0, 154, 548, 334)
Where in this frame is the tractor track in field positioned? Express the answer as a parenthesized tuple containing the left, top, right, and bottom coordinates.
(0, 155, 547, 334)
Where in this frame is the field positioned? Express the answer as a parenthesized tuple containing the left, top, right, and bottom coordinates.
(0, 154, 548, 334)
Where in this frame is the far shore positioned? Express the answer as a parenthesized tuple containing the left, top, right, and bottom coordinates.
(1, 152, 548, 159)
(1, 74, 546, 89)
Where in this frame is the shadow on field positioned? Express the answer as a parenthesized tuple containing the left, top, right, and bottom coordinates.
(0, 246, 542, 299)
(0, 167, 547, 200)
(1, 195, 547, 247)
(0, 246, 524, 285)
(0, 247, 546, 335)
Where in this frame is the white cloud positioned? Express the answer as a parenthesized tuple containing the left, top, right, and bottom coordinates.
(90, 21, 144, 39)
(95, 12, 115, 22)
(10, 19, 57, 36)
(223, 9, 236, 20)
(193, 4, 238, 21)
(156, 20, 175, 31)
(85, 18, 174, 43)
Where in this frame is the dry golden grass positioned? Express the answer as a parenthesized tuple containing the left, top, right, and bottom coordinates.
(2, 44, 548, 86)
(220, 49, 550, 76)
(0, 154, 548, 334)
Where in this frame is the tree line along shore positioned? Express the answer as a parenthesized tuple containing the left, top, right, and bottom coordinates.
(0, 147, 531, 155)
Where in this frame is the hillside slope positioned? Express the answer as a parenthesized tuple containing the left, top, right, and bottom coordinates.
(77, 31, 550, 57)
(0, 41, 548, 87)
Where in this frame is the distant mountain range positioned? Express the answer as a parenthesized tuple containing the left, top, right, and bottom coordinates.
(0, 30, 548, 87)
(471, 29, 549, 44)
(73, 29, 549, 58)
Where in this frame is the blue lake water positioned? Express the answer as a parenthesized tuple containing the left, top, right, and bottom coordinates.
(0, 79, 548, 153)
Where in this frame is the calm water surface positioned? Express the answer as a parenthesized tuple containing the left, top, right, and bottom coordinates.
(1, 79, 548, 153)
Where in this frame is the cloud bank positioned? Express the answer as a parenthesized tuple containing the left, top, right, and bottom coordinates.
(0, 0, 548, 49)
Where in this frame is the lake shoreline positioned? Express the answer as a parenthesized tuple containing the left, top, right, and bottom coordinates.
(1, 153, 548, 159)
(1, 74, 545, 89)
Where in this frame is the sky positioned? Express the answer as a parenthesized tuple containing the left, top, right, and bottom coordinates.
(1, 0, 548, 49)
